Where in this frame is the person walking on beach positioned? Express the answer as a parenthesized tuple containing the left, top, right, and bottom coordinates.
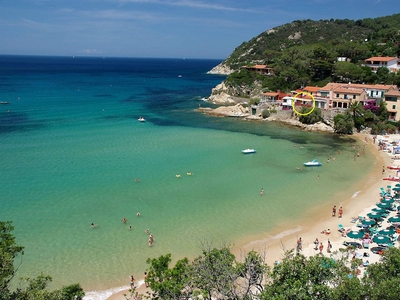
(314, 238, 319, 250)
(338, 206, 343, 218)
(327, 240, 332, 253)
(130, 275, 135, 289)
(319, 242, 324, 254)
(144, 272, 149, 288)
(296, 237, 302, 252)
(332, 205, 336, 217)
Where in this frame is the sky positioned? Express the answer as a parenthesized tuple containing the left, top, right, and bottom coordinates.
(0, 0, 398, 59)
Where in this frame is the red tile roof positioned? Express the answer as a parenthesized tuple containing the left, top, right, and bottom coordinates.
(365, 56, 397, 62)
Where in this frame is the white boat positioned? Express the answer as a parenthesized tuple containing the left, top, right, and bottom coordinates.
(304, 159, 322, 167)
(242, 149, 256, 154)
(138, 117, 145, 122)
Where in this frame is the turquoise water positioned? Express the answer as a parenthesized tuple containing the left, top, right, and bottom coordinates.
(0, 56, 374, 295)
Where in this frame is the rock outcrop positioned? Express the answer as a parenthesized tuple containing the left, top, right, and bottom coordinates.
(207, 63, 234, 75)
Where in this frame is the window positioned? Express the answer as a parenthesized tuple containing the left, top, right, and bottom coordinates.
(336, 94, 339, 98)
(344, 94, 348, 99)
(371, 91, 374, 96)
(393, 105, 396, 109)
(353, 95, 356, 99)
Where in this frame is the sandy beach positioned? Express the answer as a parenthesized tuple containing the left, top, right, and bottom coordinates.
(106, 133, 397, 300)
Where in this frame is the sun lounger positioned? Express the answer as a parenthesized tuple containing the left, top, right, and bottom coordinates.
(338, 224, 344, 232)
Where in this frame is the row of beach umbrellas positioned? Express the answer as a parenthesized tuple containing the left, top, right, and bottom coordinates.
(346, 189, 400, 245)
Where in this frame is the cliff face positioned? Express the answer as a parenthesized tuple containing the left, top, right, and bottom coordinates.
(206, 63, 234, 75)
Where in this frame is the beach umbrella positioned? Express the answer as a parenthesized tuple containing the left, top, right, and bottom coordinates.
(372, 235, 391, 244)
(372, 207, 387, 213)
(388, 215, 400, 223)
(347, 230, 365, 239)
(376, 203, 392, 209)
(367, 212, 384, 219)
(395, 184, 400, 187)
(378, 228, 396, 236)
(361, 219, 376, 226)
(392, 187, 400, 191)
(381, 198, 395, 204)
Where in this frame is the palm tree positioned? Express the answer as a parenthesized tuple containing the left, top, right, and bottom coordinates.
(348, 101, 364, 131)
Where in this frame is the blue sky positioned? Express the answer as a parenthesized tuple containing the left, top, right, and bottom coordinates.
(0, 0, 398, 59)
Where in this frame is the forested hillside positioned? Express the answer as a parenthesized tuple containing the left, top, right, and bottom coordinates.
(217, 13, 400, 93)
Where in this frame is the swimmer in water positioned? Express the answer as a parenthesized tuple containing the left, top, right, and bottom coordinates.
(122, 218, 127, 224)
(137, 212, 140, 217)
(91, 223, 95, 228)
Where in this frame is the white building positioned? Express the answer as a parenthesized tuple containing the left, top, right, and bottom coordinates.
(364, 56, 400, 73)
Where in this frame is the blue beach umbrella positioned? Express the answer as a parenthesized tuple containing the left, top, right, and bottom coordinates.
(376, 203, 392, 209)
(381, 198, 395, 204)
(347, 230, 365, 239)
(392, 187, 400, 191)
(378, 228, 396, 236)
(361, 219, 376, 226)
(388, 215, 400, 223)
(372, 207, 387, 213)
(395, 184, 400, 187)
(372, 235, 391, 244)
(367, 212, 384, 219)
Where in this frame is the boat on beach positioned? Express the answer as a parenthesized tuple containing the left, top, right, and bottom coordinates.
(242, 149, 256, 154)
(387, 166, 400, 170)
(383, 177, 400, 182)
(304, 159, 322, 167)
(138, 117, 145, 122)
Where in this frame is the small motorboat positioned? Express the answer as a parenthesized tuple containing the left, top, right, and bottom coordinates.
(0, 101, 10, 105)
(242, 149, 256, 154)
(138, 117, 145, 122)
(304, 159, 322, 167)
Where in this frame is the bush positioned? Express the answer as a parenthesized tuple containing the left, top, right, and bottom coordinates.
(262, 109, 270, 118)
(299, 107, 322, 124)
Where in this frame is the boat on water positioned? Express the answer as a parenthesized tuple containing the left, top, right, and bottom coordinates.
(138, 117, 145, 122)
(304, 159, 322, 167)
(242, 149, 256, 154)
(0, 101, 10, 104)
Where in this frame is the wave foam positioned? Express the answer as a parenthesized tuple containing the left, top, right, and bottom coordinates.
(83, 280, 144, 300)
(351, 190, 361, 198)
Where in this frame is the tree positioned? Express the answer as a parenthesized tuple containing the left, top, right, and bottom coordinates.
(145, 254, 192, 300)
(0, 221, 84, 300)
(299, 107, 322, 124)
(334, 112, 354, 134)
(348, 101, 365, 131)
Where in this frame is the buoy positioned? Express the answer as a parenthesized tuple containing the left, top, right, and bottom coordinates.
(176, 174, 181, 178)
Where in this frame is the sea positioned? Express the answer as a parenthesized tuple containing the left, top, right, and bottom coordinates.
(0, 55, 374, 299)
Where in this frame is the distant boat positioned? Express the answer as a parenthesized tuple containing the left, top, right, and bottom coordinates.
(138, 117, 145, 122)
(178, 75, 182, 78)
(304, 159, 322, 167)
(0, 101, 10, 105)
(242, 149, 256, 154)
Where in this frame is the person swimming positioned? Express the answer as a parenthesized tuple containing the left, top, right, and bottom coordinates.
(122, 218, 127, 223)
(137, 212, 140, 217)
(91, 223, 95, 228)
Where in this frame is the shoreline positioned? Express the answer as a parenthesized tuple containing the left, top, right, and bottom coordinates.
(104, 133, 390, 300)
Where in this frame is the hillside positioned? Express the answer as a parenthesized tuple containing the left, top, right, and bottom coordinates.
(210, 13, 400, 75)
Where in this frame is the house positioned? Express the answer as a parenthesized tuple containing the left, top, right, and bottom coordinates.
(384, 90, 400, 121)
(364, 56, 400, 73)
(242, 64, 274, 75)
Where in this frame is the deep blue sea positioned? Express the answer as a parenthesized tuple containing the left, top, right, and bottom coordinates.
(0, 55, 374, 299)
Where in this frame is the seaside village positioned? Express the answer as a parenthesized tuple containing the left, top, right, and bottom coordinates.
(206, 56, 400, 127)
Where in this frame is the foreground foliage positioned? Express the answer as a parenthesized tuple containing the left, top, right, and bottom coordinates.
(0, 221, 85, 300)
(135, 245, 400, 300)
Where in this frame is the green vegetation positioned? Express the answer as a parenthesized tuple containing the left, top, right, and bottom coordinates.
(298, 107, 322, 124)
(0, 221, 84, 300)
(126, 245, 400, 300)
(261, 109, 270, 118)
(222, 14, 400, 92)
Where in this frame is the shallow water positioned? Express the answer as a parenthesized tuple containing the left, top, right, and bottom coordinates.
(0, 56, 374, 293)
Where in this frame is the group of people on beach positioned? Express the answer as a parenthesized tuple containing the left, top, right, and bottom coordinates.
(332, 205, 343, 218)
